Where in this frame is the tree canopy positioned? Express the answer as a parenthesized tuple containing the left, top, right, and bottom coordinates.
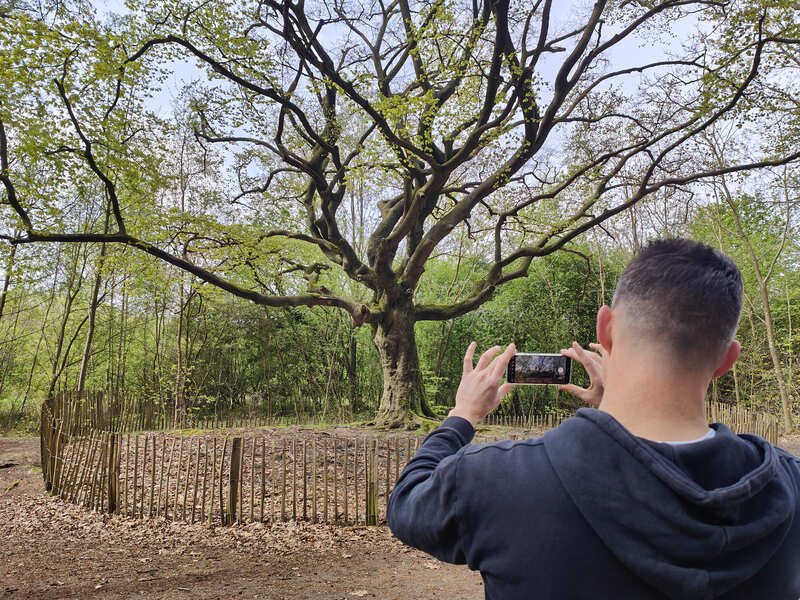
(1, 0, 799, 426)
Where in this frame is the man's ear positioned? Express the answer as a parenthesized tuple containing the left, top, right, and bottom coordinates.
(596, 305, 613, 354)
(712, 340, 741, 378)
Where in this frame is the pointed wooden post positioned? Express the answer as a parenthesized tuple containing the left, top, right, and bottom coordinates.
(107, 433, 120, 513)
(226, 437, 243, 525)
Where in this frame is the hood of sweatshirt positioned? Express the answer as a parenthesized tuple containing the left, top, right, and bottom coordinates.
(544, 408, 796, 600)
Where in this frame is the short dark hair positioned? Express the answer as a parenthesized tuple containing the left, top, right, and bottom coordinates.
(611, 238, 743, 367)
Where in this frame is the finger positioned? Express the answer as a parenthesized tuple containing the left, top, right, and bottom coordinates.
(573, 341, 603, 369)
(463, 341, 477, 374)
(562, 342, 590, 367)
(476, 345, 503, 371)
(557, 383, 590, 401)
(589, 342, 606, 357)
(560, 346, 578, 360)
(491, 343, 516, 379)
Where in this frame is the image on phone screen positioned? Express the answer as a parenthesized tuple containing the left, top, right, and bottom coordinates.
(507, 353, 571, 385)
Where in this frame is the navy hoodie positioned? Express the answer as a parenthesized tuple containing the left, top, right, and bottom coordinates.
(387, 409, 800, 599)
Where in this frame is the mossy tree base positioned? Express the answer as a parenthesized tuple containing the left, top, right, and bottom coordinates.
(372, 304, 437, 429)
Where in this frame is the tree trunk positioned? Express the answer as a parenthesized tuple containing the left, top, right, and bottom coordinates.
(0, 241, 17, 324)
(757, 277, 793, 433)
(174, 273, 185, 428)
(77, 247, 107, 394)
(47, 243, 87, 398)
(372, 304, 435, 428)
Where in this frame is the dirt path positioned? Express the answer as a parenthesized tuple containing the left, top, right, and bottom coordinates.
(2, 434, 799, 599)
(1, 436, 482, 600)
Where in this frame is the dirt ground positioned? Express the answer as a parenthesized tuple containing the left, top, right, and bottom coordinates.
(2, 433, 799, 600)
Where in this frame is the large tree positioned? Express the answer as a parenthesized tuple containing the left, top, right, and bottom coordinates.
(2, 0, 799, 426)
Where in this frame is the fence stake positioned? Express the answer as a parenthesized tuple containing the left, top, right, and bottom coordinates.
(384, 439, 390, 520)
(60, 434, 80, 501)
(343, 439, 349, 524)
(52, 420, 65, 495)
(191, 437, 201, 523)
(302, 439, 308, 521)
(162, 438, 176, 518)
(138, 435, 147, 518)
(394, 437, 399, 483)
(323, 439, 328, 524)
(227, 437, 242, 525)
(250, 437, 256, 522)
(98, 432, 110, 512)
(281, 439, 287, 522)
(157, 437, 170, 517)
(219, 437, 228, 525)
(108, 433, 119, 513)
(208, 438, 217, 526)
(87, 431, 102, 510)
(312, 439, 317, 523)
(270, 439, 276, 522)
(333, 439, 339, 523)
(354, 438, 359, 525)
(292, 437, 297, 521)
(172, 436, 184, 519)
(78, 430, 93, 507)
(73, 435, 91, 503)
(260, 438, 266, 522)
(198, 437, 208, 524)
(238, 438, 244, 523)
(132, 435, 140, 517)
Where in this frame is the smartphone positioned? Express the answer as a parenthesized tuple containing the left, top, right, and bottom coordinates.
(506, 353, 571, 385)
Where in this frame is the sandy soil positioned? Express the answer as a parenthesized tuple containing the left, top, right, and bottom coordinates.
(1, 434, 483, 600)
(2, 433, 798, 600)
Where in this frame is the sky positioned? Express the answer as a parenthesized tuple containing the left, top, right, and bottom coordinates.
(90, 0, 700, 119)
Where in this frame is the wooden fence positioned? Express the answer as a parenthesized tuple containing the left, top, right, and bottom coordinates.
(40, 397, 780, 527)
(42, 404, 424, 526)
(706, 400, 779, 445)
(484, 402, 779, 445)
(46, 391, 352, 437)
(483, 412, 568, 430)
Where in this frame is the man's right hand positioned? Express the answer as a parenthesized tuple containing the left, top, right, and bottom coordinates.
(558, 341, 606, 408)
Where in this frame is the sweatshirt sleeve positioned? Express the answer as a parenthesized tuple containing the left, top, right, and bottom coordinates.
(386, 416, 475, 564)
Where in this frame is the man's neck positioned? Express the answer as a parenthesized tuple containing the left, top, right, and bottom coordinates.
(598, 360, 711, 443)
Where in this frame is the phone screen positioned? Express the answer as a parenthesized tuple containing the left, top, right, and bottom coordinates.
(507, 353, 571, 385)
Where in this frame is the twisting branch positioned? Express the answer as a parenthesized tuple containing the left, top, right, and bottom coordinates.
(0, 118, 33, 231)
(54, 80, 126, 234)
(5, 230, 376, 325)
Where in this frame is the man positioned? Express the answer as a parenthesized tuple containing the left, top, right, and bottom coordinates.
(387, 238, 800, 599)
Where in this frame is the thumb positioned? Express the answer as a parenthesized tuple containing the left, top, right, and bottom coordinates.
(557, 383, 589, 401)
(497, 382, 516, 400)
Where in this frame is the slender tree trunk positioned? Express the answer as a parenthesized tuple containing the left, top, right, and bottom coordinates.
(0, 241, 19, 399)
(47, 244, 87, 398)
(787, 279, 793, 403)
(21, 247, 62, 414)
(372, 303, 435, 428)
(174, 271, 186, 427)
(0, 289, 21, 398)
(77, 242, 108, 394)
(722, 186, 793, 432)
(345, 325, 357, 414)
(756, 277, 793, 432)
(117, 283, 129, 394)
(77, 207, 110, 394)
(0, 241, 17, 324)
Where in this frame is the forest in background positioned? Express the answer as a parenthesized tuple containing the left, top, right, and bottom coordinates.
(1, 185, 797, 431)
(0, 0, 798, 431)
